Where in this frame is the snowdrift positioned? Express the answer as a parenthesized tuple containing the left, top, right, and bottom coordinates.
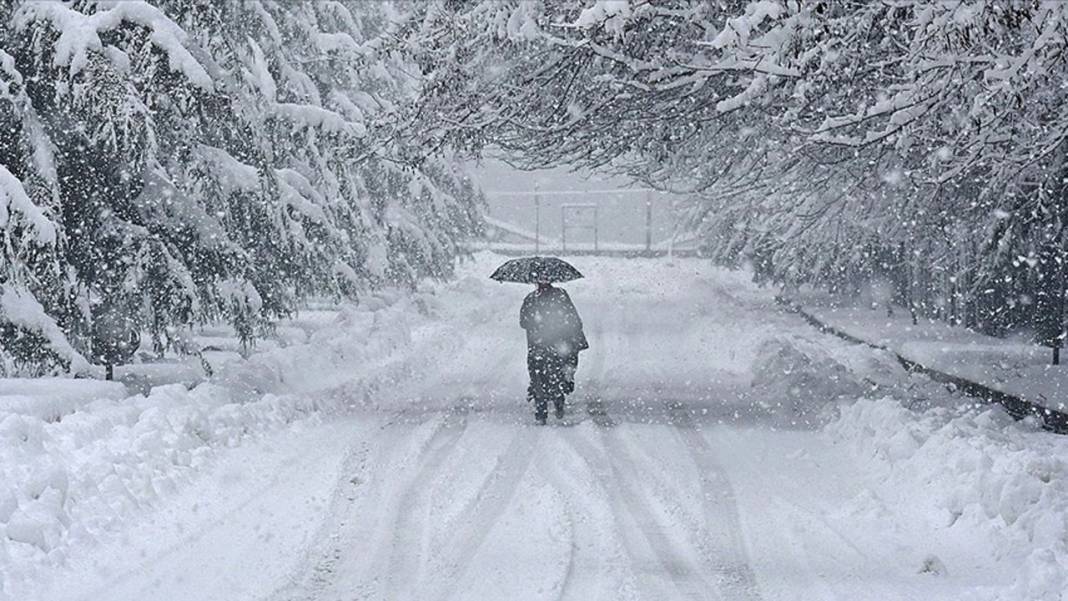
(750, 334, 867, 423)
(828, 399, 1068, 601)
(0, 285, 450, 596)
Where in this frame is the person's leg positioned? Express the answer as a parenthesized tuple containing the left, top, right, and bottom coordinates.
(528, 349, 549, 424)
(546, 354, 567, 419)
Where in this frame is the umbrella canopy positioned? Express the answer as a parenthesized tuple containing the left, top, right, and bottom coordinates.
(490, 256, 583, 284)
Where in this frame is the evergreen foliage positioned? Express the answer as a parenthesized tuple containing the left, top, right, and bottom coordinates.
(0, 0, 482, 375)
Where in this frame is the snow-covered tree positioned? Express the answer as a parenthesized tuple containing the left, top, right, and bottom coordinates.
(0, 0, 482, 374)
(0, 38, 85, 374)
(403, 0, 1068, 340)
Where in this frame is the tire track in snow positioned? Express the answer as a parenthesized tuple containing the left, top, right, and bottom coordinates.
(566, 276, 717, 598)
(373, 349, 529, 600)
(553, 508, 580, 601)
(537, 435, 637, 601)
(666, 401, 764, 601)
(276, 408, 470, 601)
(267, 430, 378, 601)
(294, 307, 522, 600)
(429, 425, 540, 601)
(571, 264, 762, 599)
(382, 407, 471, 601)
(561, 399, 764, 600)
(561, 427, 716, 600)
(268, 411, 462, 601)
(615, 274, 762, 600)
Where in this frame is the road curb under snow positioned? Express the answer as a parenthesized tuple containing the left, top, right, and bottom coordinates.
(778, 298, 1068, 435)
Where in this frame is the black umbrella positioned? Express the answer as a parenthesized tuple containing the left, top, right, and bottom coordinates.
(490, 256, 583, 284)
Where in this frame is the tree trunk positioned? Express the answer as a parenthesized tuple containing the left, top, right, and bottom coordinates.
(1035, 243, 1066, 365)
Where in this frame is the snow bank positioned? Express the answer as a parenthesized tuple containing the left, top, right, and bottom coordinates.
(750, 334, 866, 423)
(826, 398, 1068, 601)
(0, 378, 126, 420)
(214, 296, 419, 399)
(0, 285, 452, 598)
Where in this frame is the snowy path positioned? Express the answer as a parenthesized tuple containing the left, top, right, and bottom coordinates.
(25, 256, 1019, 601)
(267, 406, 764, 601)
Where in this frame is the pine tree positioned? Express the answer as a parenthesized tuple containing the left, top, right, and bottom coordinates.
(0, 0, 483, 374)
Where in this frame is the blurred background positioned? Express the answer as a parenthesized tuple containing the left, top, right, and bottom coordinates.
(468, 159, 684, 248)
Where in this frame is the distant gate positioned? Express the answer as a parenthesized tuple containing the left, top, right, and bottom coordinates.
(476, 187, 702, 256)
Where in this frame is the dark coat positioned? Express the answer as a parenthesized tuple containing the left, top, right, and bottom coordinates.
(520, 285, 588, 356)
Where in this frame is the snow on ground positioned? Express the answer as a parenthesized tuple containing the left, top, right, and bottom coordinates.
(2, 252, 1067, 601)
(826, 400, 1068, 601)
(0, 288, 448, 599)
(0, 379, 126, 420)
(797, 297, 1068, 415)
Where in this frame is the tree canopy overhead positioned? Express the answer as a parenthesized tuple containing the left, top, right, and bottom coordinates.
(403, 0, 1068, 338)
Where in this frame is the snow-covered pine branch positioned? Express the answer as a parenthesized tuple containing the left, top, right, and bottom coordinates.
(0, 0, 482, 374)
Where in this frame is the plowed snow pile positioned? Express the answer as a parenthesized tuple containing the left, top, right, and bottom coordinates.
(750, 334, 867, 422)
(0, 288, 447, 595)
(827, 399, 1068, 601)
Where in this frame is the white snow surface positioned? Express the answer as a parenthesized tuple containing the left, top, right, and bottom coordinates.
(798, 297, 1068, 414)
(1, 253, 1066, 601)
(0, 379, 126, 420)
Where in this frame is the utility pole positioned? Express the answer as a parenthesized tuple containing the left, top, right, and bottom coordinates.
(534, 183, 540, 254)
(561, 204, 567, 252)
(594, 203, 599, 252)
(644, 190, 653, 252)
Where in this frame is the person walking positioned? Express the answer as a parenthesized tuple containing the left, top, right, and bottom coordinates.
(520, 279, 587, 424)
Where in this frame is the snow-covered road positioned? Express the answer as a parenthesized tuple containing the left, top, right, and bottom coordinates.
(271, 258, 779, 601)
(16, 254, 1067, 601)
